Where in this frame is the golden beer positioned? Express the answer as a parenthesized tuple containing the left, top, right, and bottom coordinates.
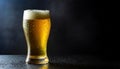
(23, 10, 51, 64)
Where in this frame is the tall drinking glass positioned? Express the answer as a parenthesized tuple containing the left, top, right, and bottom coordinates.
(23, 10, 51, 64)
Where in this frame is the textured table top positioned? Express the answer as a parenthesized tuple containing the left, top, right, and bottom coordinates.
(0, 55, 119, 69)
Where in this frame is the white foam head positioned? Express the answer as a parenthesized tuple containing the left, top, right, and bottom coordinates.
(23, 10, 50, 19)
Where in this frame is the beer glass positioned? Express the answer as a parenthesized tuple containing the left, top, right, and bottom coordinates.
(23, 10, 51, 64)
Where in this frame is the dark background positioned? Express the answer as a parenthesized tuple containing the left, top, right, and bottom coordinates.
(0, 0, 114, 60)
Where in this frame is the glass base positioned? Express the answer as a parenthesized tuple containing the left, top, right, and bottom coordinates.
(26, 57, 49, 64)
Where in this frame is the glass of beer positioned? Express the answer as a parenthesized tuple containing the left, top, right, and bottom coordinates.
(23, 10, 51, 64)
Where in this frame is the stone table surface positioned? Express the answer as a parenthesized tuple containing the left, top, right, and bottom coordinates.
(0, 55, 119, 69)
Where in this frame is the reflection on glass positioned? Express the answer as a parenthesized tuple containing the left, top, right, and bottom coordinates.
(26, 64, 49, 69)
